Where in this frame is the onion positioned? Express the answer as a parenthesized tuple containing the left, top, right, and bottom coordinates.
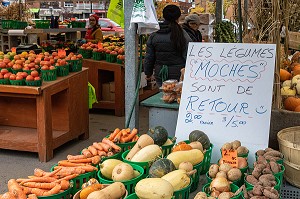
(178, 161, 193, 172)
(210, 177, 230, 192)
(210, 190, 221, 197)
(238, 157, 248, 169)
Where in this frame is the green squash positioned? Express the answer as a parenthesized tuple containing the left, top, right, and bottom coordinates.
(149, 158, 176, 178)
(189, 130, 211, 150)
(147, 126, 168, 146)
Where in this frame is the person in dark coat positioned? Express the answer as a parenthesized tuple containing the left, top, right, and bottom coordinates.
(182, 14, 202, 42)
(144, 5, 192, 87)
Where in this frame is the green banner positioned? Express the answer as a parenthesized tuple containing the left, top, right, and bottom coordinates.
(107, 0, 124, 28)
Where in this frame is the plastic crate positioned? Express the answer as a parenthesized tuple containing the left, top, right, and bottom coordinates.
(25, 80, 42, 87)
(117, 59, 124, 64)
(35, 20, 50, 29)
(11, 69, 23, 74)
(0, 79, 10, 85)
(56, 64, 70, 77)
(41, 69, 57, 81)
(92, 52, 105, 61)
(78, 49, 92, 59)
(122, 150, 151, 179)
(1, 20, 14, 29)
(274, 164, 285, 188)
(202, 183, 242, 198)
(67, 59, 82, 72)
(9, 79, 25, 86)
(15, 21, 28, 29)
(173, 180, 192, 199)
(190, 161, 203, 192)
(161, 137, 176, 157)
(97, 164, 144, 195)
(106, 54, 117, 63)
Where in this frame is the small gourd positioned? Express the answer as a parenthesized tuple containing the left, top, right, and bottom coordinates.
(172, 142, 193, 152)
(189, 130, 211, 150)
(149, 158, 176, 178)
(147, 126, 168, 146)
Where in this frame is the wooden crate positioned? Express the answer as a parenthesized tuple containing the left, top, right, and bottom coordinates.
(289, 31, 300, 50)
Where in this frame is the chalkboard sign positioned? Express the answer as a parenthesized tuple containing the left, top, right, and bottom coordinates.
(175, 43, 276, 164)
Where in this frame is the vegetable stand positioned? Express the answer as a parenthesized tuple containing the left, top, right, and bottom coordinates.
(0, 68, 89, 162)
(141, 92, 179, 137)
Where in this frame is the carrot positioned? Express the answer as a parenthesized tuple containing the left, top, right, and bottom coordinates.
(54, 174, 79, 183)
(98, 142, 111, 152)
(78, 165, 98, 172)
(22, 182, 57, 189)
(55, 167, 85, 176)
(33, 168, 47, 177)
(8, 179, 27, 199)
(81, 148, 92, 158)
(67, 154, 86, 160)
(21, 186, 33, 195)
(30, 188, 46, 196)
(20, 177, 57, 185)
(59, 180, 70, 190)
(113, 130, 123, 143)
(58, 160, 87, 167)
(43, 184, 61, 196)
(97, 150, 106, 156)
(120, 135, 128, 143)
(27, 194, 38, 199)
(102, 138, 121, 152)
(125, 128, 131, 133)
(107, 151, 114, 157)
(123, 128, 138, 142)
(132, 135, 139, 142)
(88, 145, 98, 156)
(121, 129, 129, 136)
(108, 128, 121, 141)
(45, 168, 62, 177)
(92, 142, 103, 151)
(1, 192, 17, 199)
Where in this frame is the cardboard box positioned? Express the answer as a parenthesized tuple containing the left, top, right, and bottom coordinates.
(102, 83, 111, 101)
(199, 25, 214, 36)
(199, 14, 215, 25)
(109, 81, 115, 93)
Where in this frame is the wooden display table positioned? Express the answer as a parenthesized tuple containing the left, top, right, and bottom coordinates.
(0, 68, 89, 162)
(83, 59, 158, 116)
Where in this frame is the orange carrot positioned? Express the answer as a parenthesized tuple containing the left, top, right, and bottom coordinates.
(91, 156, 101, 164)
(19, 177, 57, 185)
(92, 142, 103, 151)
(55, 167, 85, 176)
(123, 128, 138, 143)
(8, 179, 27, 199)
(113, 130, 123, 143)
(108, 128, 121, 141)
(88, 145, 98, 156)
(121, 129, 129, 136)
(59, 180, 70, 190)
(33, 168, 48, 177)
(45, 168, 62, 177)
(54, 174, 79, 183)
(107, 151, 114, 157)
(27, 194, 38, 199)
(1, 192, 17, 199)
(30, 188, 46, 196)
(98, 142, 111, 152)
(125, 128, 131, 133)
(68, 158, 92, 163)
(97, 150, 106, 156)
(21, 186, 33, 195)
(22, 182, 57, 189)
(102, 138, 121, 152)
(58, 160, 87, 167)
(42, 184, 61, 196)
(132, 135, 139, 142)
(78, 165, 98, 172)
(67, 154, 86, 160)
(81, 148, 92, 158)
(120, 135, 128, 143)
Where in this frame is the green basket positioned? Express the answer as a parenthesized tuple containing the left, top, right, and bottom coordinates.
(0, 79, 10, 85)
(202, 183, 242, 199)
(274, 164, 285, 188)
(185, 141, 213, 175)
(56, 64, 70, 77)
(106, 54, 117, 63)
(255, 153, 284, 165)
(205, 172, 243, 187)
(1, 20, 14, 29)
(117, 59, 124, 64)
(173, 179, 192, 199)
(37, 181, 73, 199)
(71, 21, 86, 28)
(67, 59, 82, 72)
(41, 69, 57, 81)
(11, 68, 23, 74)
(161, 137, 175, 157)
(23, 69, 34, 75)
(190, 161, 203, 192)
(25, 80, 42, 87)
(15, 21, 28, 29)
(50, 164, 98, 195)
(35, 20, 50, 29)
(122, 150, 151, 179)
(245, 175, 280, 191)
(97, 163, 144, 195)
(9, 79, 25, 86)
(78, 49, 92, 59)
(92, 52, 105, 61)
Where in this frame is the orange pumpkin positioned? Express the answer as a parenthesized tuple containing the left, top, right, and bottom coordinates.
(295, 105, 300, 112)
(280, 69, 292, 81)
(172, 142, 192, 152)
(293, 69, 300, 76)
(292, 64, 300, 72)
(284, 97, 300, 111)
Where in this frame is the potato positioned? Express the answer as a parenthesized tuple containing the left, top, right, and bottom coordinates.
(218, 192, 234, 199)
(262, 168, 272, 175)
(259, 174, 276, 187)
(252, 167, 263, 179)
(263, 151, 283, 158)
(257, 156, 268, 165)
(256, 150, 265, 156)
(246, 175, 259, 185)
(193, 192, 208, 199)
(263, 187, 279, 199)
(269, 161, 280, 173)
(232, 140, 241, 150)
(264, 147, 275, 153)
(227, 168, 242, 181)
(219, 163, 232, 173)
(252, 184, 263, 196)
(264, 155, 281, 162)
(237, 146, 249, 156)
(208, 164, 219, 178)
(216, 171, 227, 179)
(222, 142, 232, 150)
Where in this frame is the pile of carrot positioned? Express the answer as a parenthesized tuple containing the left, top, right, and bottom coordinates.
(108, 128, 139, 143)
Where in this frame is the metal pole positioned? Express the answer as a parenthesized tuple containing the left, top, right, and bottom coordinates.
(124, 0, 139, 129)
(238, 0, 243, 42)
(90, 1, 92, 14)
(215, 0, 223, 23)
(244, 0, 248, 34)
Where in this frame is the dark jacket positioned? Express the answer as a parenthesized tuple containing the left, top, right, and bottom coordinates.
(144, 21, 192, 85)
(182, 23, 202, 42)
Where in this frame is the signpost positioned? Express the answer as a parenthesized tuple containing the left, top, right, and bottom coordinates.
(175, 43, 276, 164)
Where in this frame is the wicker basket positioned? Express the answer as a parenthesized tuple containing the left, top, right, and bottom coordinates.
(284, 160, 300, 188)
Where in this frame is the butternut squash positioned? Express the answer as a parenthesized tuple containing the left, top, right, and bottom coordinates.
(87, 182, 126, 199)
(131, 144, 162, 162)
(161, 169, 195, 191)
(125, 134, 154, 160)
(100, 159, 123, 179)
(167, 149, 204, 168)
(112, 163, 134, 181)
(135, 178, 173, 199)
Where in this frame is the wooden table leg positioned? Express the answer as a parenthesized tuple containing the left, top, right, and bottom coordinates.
(114, 67, 125, 116)
(36, 92, 53, 162)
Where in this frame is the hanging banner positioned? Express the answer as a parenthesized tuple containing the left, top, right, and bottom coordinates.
(175, 43, 276, 165)
(107, 0, 124, 28)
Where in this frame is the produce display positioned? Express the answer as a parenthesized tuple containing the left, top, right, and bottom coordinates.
(161, 80, 183, 104)
(108, 128, 139, 144)
(221, 140, 249, 157)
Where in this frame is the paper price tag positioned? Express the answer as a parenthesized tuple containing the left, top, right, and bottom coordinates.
(98, 42, 103, 49)
(58, 49, 66, 57)
(221, 149, 238, 168)
(11, 47, 16, 53)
